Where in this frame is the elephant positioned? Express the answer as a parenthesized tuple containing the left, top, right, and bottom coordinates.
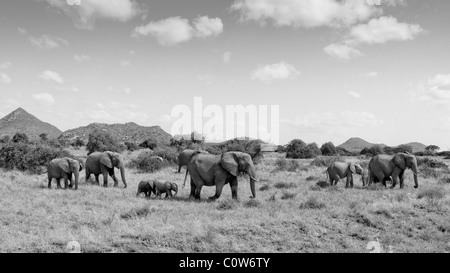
(136, 180, 155, 197)
(85, 151, 127, 188)
(184, 151, 258, 200)
(47, 157, 83, 190)
(368, 152, 419, 189)
(326, 162, 365, 188)
(153, 180, 178, 198)
(177, 149, 207, 173)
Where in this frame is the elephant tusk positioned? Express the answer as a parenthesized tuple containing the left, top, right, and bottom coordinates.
(249, 175, 260, 182)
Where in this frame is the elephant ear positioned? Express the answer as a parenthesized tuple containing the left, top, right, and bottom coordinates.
(349, 163, 356, 174)
(100, 153, 113, 168)
(57, 158, 71, 173)
(393, 153, 406, 170)
(221, 152, 239, 177)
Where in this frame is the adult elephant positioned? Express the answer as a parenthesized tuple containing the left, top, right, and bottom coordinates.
(184, 151, 258, 200)
(47, 157, 83, 190)
(326, 162, 365, 188)
(368, 152, 418, 189)
(85, 151, 127, 188)
(177, 149, 207, 173)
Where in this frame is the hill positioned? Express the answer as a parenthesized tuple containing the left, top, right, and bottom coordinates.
(338, 137, 387, 153)
(338, 137, 427, 153)
(0, 108, 62, 140)
(59, 122, 172, 145)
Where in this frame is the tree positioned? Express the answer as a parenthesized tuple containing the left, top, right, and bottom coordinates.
(12, 132, 29, 143)
(370, 145, 385, 156)
(383, 146, 395, 155)
(86, 129, 124, 155)
(393, 145, 413, 154)
(73, 137, 85, 147)
(39, 133, 48, 142)
(286, 139, 321, 159)
(425, 145, 440, 153)
(139, 138, 158, 150)
(320, 142, 337, 156)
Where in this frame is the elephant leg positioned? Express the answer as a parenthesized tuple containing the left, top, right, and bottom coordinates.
(178, 165, 181, 173)
(195, 185, 203, 200)
(63, 177, 69, 189)
(189, 178, 196, 199)
(229, 177, 238, 200)
(108, 169, 119, 187)
(85, 171, 91, 183)
(345, 175, 351, 189)
(48, 177, 52, 189)
(68, 173, 73, 188)
(94, 174, 100, 185)
(102, 170, 109, 187)
(56, 178, 62, 189)
(391, 168, 403, 189)
(399, 170, 405, 189)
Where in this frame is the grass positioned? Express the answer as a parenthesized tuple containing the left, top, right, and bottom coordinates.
(0, 150, 450, 252)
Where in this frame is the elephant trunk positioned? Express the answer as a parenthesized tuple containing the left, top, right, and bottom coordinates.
(411, 162, 419, 188)
(119, 165, 127, 188)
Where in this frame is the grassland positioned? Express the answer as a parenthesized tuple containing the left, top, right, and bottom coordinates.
(0, 149, 449, 253)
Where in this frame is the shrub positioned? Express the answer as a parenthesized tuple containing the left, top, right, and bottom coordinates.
(259, 184, 270, 191)
(121, 206, 152, 219)
(320, 142, 337, 156)
(0, 142, 74, 174)
(244, 199, 261, 208)
(275, 158, 287, 171)
(216, 199, 238, 210)
(281, 191, 297, 200)
(86, 129, 125, 155)
(0, 135, 10, 143)
(417, 187, 446, 200)
(139, 138, 158, 150)
(286, 139, 321, 159)
(310, 156, 345, 167)
(12, 132, 29, 143)
(286, 160, 300, 172)
(393, 145, 413, 154)
(39, 133, 48, 142)
(152, 146, 178, 164)
(438, 176, 450, 184)
(275, 145, 286, 153)
(299, 196, 326, 209)
(417, 157, 448, 169)
(274, 182, 297, 189)
(419, 165, 440, 179)
(125, 141, 139, 151)
(73, 137, 85, 147)
(129, 150, 166, 173)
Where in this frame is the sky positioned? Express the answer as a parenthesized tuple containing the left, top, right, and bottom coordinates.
(1, 0, 450, 148)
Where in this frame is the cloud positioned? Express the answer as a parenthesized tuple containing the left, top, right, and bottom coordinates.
(0, 62, 12, 70)
(325, 16, 424, 61)
(348, 91, 362, 99)
(43, 0, 141, 29)
(39, 70, 64, 84)
(223, 51, 232, 64)
(124, 87, 131, 94)
(323, 43, 363, 61)
(74, 54, 91, 62)
(198, 74, 217, 84)
(193, 16, 224, 38)
(251, 61, 300, 82)
(33, 93, 56, 106)
(120, 60, 132, 67)
(17, 27, 28, 35)
(231, 0, 380, 29)
(28, 34, 69, 50)
(363, 71, 378, 78)
(349, 16, 424, 44)
(133, 16, 223, 46)
(413, 74, 450, 105)
(0, 73, 12, 84)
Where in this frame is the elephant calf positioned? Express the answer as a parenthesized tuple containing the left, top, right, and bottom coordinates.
(47, 157, 83, 190)
(326, 162, 365, 188)
(153, 180, 178, 198)
(136, 180, 155, 198)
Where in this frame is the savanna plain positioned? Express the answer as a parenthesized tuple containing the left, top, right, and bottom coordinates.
(1, 148, 450, 253)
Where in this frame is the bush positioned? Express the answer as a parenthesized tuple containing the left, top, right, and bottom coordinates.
(73, 137, 85, 147)
(0, 135, 10, 143)
(86, 129, 125, 155)
(129, 150, 166, 173)
(310, 156, 345, 167)
(393, 145, 413, 154)
(275, 145, 286, 153)
(417, 157, 448, 169)
(12, 132, 29, 143)
(0, 142, 74, 174)
(286, 139, 321, 159)
(139, 138, 158, 150)
(299, 196, 326, 209)
(281, 191, 297, 200)
(274, 182, 297, 189)
(320, 142, 337, 156)
(125, 141, 139, 151)
(417, 187, 446, 200)
(152, 146, 178, 163)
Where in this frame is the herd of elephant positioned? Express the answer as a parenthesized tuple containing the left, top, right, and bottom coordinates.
(45, 149, 419, 202)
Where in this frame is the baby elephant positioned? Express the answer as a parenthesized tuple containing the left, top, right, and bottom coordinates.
(153, 181, 178, 198)
(326, 162, 365, 188)
(136, 180, 155, 198)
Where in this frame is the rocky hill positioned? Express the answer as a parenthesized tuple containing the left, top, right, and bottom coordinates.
(59, 122, 172, 144)
(0, 108, 62, 140)
(338, 137, 427, 153)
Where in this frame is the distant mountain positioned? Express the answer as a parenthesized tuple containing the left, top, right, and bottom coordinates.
(338, 137, 386, 153)
(0, 108, 62, 140)
(338, 137, 427, 153)
(59, 122, 172, 145)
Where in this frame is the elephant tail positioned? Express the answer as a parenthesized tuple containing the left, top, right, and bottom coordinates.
(182, 169, 189, 188)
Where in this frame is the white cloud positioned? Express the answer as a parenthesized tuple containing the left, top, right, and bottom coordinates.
(0, 62, 12, 70)
(350, 16, 424, 44)
(323, 43, 363, 61)
(0, 73, 12, 84)
(348, 91, 362, 99)
(124, 87, 131, 94)
(223, 51, 232, 64)
(74, 54, 91, 62)
(44, 0, 141, 29)
(120, 60, 132, 67)
(17, 27, 28, 35)
(413, 74, 450, 105)
(364, 71, 378, 78)
(231, 0, 380, 29)
(133, 16, 223, 46)
(39, 70, 64, 84)
(33, 93, 56, 106)
(251, 61, 300, 82)
(193, 16, 224, 38)
(29, 34, 69, 50)
(198, 74, 217, 85)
